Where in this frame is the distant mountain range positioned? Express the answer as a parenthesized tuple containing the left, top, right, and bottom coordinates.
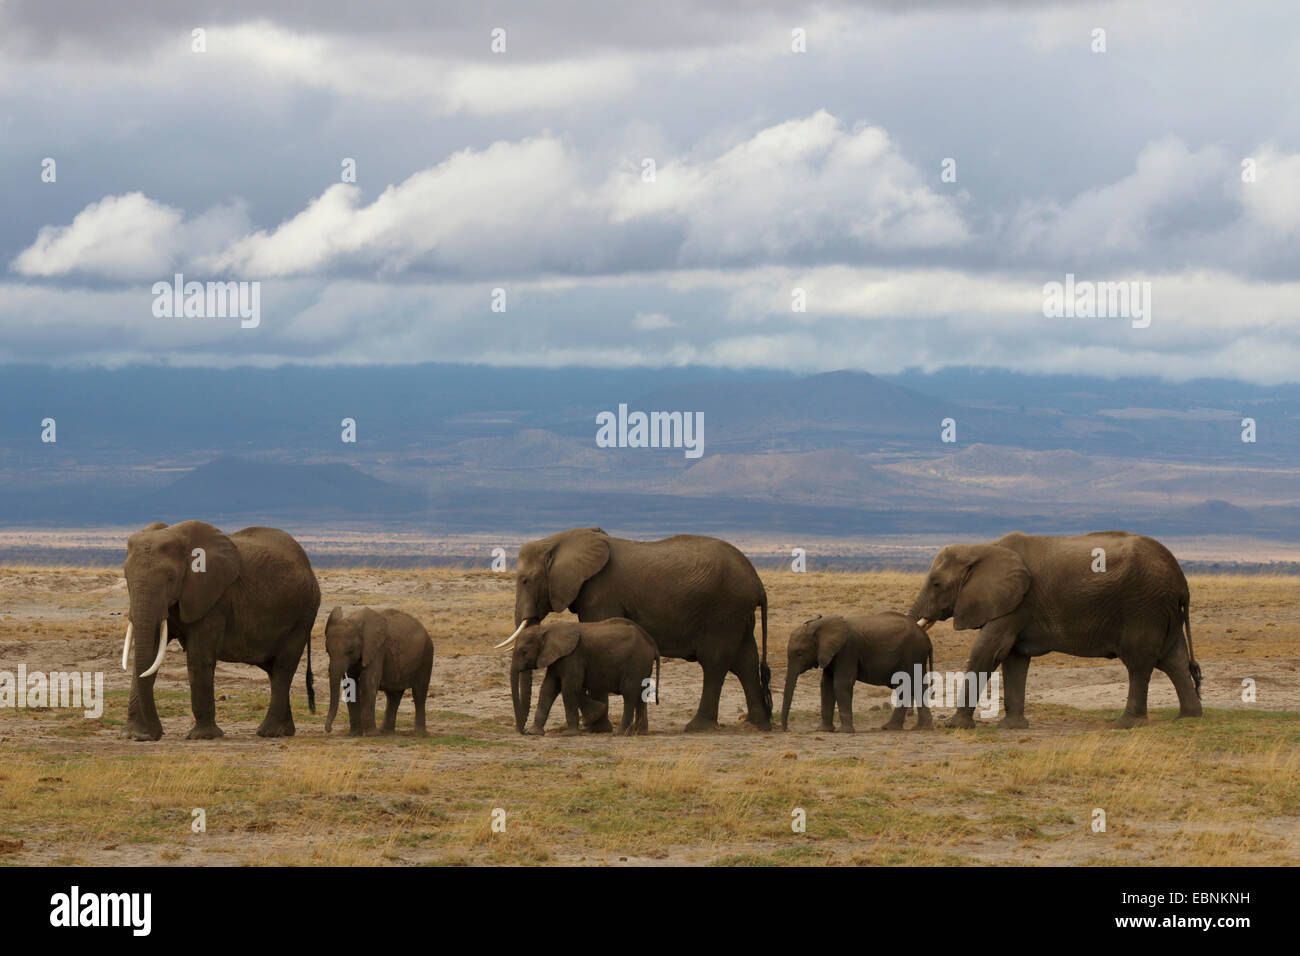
(1, 363, 1297, 541)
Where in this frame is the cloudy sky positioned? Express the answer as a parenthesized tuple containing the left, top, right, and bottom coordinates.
(1, 0, 1298, 380)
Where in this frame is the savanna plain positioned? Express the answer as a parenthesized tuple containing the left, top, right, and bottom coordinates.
(1, 566, 1296, 866)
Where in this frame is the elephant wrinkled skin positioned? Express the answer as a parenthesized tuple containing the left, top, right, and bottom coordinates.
(781, 612, 934, 732)
(510, 618, 659, 736)
(121, 521, 321, 741)
(909, 531, 1203, 729)
(324, 607, 435, 736)
(503, 527, 771, 732)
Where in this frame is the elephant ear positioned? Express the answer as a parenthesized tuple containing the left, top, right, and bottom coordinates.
(953, 544, 1031, 631)
(173, 520, 242, 623)
(815, 617, 851, 668)
(360, 610, 389, 671)
(546, 529, 610, 612)
(537, 625, 581, 670)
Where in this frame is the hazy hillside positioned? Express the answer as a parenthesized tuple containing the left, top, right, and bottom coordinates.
(2, 363, 1298, 539)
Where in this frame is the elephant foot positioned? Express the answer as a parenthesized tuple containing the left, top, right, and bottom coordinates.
(185, 722, 225, 740)
(123, 721, 163, 742)
(582, 718, 613, 734)
(1112, 712, 1148, 729)
(559, 727, 581, 737)
(914, 715, 935, 731)
(744, 712, 772, 732)
(683, 716, 719, 732)
(1176, 707, 1203, 720)
(525, 726, 545, 736)
(946, 712, 977, 729)
(879, 722, 903, 732)
(256, 718, 296, 737)
(818, 723, 836, 733)
(998, 715, 1030, 730)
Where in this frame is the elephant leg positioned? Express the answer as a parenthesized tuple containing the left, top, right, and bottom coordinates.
(949, 620, 1020, 728)
(729, 636, 771, 731)
(1114, 660, 1154, 728)
(819, 668, 836, 731)
(559, 684, 582, 736)
(579, 692, 612, 733)
(529, 671, 561, 735)
(684, 659, 727, 732)
(998, 651, 1031, 729)
(411, 672, 430, 736)
(1156, 641, 1203, 719)
(833, 677, 858, 732)
(381, 690, 402, 733)
(914, 698, 934, 730)
(635, 696, 649, 735)
(185, 648, 224, 740)
(256, 651, 301, 737)
(617, 689, 637, 735)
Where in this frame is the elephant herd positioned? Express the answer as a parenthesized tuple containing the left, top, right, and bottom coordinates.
(116, 521, 1204, 741)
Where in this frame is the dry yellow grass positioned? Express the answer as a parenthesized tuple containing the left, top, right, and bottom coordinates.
(1, 566, 1297, 866)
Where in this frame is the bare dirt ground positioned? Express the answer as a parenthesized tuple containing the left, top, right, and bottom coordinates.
(1, 567, 1297, 866)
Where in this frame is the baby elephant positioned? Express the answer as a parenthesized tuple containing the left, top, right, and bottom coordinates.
(510, 618, 659, 736)
(324, 606, 434, 736)
(781, 612, 933, 732)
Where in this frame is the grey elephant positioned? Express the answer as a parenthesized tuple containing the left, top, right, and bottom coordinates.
(121, 521, 320, 741)
(324, 607, 434, 736)
(780, 613, 934, 732)
(497, 528, 770, 732)
(908, 531, 1202, 729)
(509, 618, 659, 736)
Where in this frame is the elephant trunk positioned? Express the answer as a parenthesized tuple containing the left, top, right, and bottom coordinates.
(125, 591, 166, 740)
(780, 662, 805, 731)
(511, 667, 532, 734)
(325, 666, 343, 733)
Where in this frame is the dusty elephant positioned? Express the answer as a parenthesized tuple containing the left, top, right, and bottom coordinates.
(908, 530, 1202, 729)
(509, 618, 660, 736)
(121, 521, 321, 741)
(498, 527, 771, 732)
(781, 612, 934, 732)
(324, 607, 434, 736)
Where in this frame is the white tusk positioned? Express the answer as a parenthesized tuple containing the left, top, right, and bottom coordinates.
(140, 619, 169, 678)
(495, 620, 528, 649)
(121, 622, 133, 671)
(916, 618, 934, 632)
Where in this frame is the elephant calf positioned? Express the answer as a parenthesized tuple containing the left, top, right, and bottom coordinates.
(507, 618, 660, 736)
(781, 613, 934, 732)
(324, 607, 434, 736)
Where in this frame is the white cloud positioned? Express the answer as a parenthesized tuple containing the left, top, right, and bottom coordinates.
(1241, 145, 1300, 237)
(11, 193, 182, 279)
(632, 311, 680, 330)
(603, 110, 970, 257)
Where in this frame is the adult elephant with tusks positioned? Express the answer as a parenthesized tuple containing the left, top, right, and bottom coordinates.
(908, 530, 1202, 729)
(120, 520, 321, 741)
(498, 528, 772, 732)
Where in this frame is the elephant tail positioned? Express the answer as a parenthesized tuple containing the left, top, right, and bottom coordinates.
(654, 653, 661, 705)
(306, 634, 317, 714)
(759, 597, 772, 719)
(1182, 598, 1201, 698)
